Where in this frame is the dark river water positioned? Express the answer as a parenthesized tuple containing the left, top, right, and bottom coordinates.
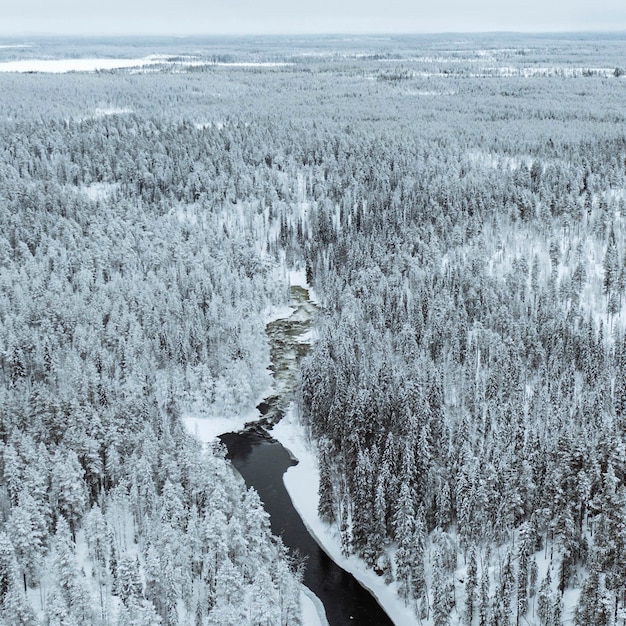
(220, 429, 394, 626)
(219, 284, 394, 626)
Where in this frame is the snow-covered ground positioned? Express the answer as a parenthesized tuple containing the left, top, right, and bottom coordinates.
(0, 56, 292, 73)
(301, 586, 330, 626)
(184, 410, 260, 443)
(287, 267, 320, 306)
(81, 181, 120, 200)
(0, 57, 159, 73)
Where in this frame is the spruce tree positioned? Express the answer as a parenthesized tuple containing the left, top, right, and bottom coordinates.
(465, 545, 478, 625)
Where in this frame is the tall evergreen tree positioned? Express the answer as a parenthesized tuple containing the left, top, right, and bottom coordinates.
(464, 545, 478, 625)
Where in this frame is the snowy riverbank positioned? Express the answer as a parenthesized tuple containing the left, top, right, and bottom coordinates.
(184, 406, 327, 626)
(272, 407, 418, 626)
(184, 267, 327, 626)
(270, 271, 418, 625)
(183, 268, 310, 442)
(269, 272, 417, 624)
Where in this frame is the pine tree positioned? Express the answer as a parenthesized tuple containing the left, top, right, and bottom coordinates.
(529, 558, 538, 600)
(431, 530, 456, 626)
(54, 516, 78, 602)
(3, 443, 23, 506)
(516, 524, 531, 623)
(117, 554, 143, 606)
(371, 475, 387, 564)
(479, 566, 490, 626)
(576, 560, 618, 626)
(118, 598, 163, 626)
(339, 495, 352, 558)
(551, 597, 563, 626)
(437, 480, 453, 530)
(0, 533, 14, 602)
(50, 516, 96, 625)
(574, 567, 600, 626)
(83, 504, 111, 581)
(51, 449, 88, 537)
(44, 587, 75, 626)
(0, 535, 37, 626)
(2, 584, 38, 626)
(209, 558, 246, 625)
(352, 448, 374, 561)
(394, 482, 416, 603)
(410, 508, 427, 600)
(603, 226, 619, 295)
(537, 569, 554, 626)
(465, 545, 478, 625)
(317, 444, 335, 524)
(5, 490, 46, 591)
(10, 345, 27, 386)
(491, 549, 514, 626)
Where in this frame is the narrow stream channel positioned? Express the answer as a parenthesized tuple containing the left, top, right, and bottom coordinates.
(219, 284, 394, 626)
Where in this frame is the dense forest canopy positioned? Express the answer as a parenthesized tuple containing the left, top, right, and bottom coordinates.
(0, 33, 625, 625)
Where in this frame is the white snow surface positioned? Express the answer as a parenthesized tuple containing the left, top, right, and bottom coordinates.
(0, 57, 158, 73)
(94, 107, 133, 117)
(81, 182, 120, 200)
(184, 410, 258, 443)
(287, 267, 320, 306)
(300, 586, 329, 626)
(0, 56, 292, 73)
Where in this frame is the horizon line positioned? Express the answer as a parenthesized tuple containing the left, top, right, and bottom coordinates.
(1, 29, 626, 39)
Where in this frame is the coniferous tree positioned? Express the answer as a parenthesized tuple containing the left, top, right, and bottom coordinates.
(394, 482, 416, 603)
(317, 441, 336, 524)
(479, 566, 490, 626)
(465, 545, 478, 625)
(537, 569, 554, 626)
(5, 491, 46, 592)
(432, 530, 456, 626)
(603, 226, 619, 296)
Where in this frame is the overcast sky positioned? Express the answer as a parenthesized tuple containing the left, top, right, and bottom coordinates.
(1, 0, 626, 36)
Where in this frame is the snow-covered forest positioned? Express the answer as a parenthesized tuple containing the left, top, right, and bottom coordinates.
(1, 33, 626, 625)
